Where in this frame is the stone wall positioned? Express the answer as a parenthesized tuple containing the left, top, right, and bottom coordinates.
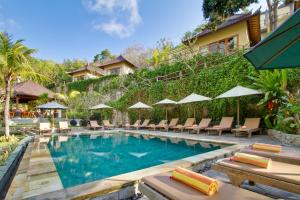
(267, 129, 300, 147)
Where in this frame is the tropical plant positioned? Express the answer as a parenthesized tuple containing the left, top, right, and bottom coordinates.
(0, 32, 43, 136)
(276, 98, 300, 134)
(149, 38, 173, 67)
(250, 69, 288, 128)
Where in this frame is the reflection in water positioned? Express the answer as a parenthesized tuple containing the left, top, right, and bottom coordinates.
(129, 152, 150, 158)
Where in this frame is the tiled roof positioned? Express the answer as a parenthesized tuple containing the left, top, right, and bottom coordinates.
(95, 55, 137, 69)
(67, 64, 106, 75)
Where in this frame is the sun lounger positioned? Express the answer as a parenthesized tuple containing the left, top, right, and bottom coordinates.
(231, 118, 262, 138)
(171, 118, 195, 132)
(58, 121, 71, 132)
(89, 120, 102, 130)
(165, 118, 179, 131)
(206, 117, 234, 136)
(138, 172, 272, 200)
(102, 120, 115, 129)
(39, 122, 52, 135)
(136, 119, 150, 129)
(241, 146, 300, 165)
(186, 118, 212, 134)
(147, 120, 168, 130)
(213, 158, 300, 194)
(124, 120, 141, 129)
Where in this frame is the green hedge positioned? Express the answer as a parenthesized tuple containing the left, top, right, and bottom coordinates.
(67, 74, 117, 92)
(67, 51, 300, 125)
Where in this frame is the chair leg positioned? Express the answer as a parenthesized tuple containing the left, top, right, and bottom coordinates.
(227, 174, 244, 187)
(248, 132, 252, 138)
(218, 130, 222, 136)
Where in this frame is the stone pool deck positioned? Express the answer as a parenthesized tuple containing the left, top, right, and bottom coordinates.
(5, 129, 300, 200)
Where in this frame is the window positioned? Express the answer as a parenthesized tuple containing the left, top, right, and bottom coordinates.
(209, 43, 218, 53)
(227, 36, 238, 52)
(110, 67, 121, 75)
(199, 46, 208, 55)
(218, 40, 226, 54)
(205, 35, 238, 54)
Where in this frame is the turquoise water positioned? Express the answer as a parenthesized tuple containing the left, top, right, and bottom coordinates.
(48, 133, 222, 188)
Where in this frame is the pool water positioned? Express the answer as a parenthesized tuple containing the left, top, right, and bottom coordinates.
(48, 133, 222, 188)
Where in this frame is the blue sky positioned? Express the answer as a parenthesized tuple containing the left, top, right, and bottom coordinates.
(0, 0, 267, 62)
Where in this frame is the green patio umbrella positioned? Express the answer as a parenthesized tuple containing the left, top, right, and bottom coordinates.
(244, 9, 300, 70)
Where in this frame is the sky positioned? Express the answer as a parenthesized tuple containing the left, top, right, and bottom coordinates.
(0, 0, 268, 62)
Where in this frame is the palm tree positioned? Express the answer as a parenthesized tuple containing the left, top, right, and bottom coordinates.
(0, 32, 38, 137)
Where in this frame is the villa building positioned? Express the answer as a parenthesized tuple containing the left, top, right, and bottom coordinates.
(96, 55, 137, 76)
(68, 55, 137, 82)
(260, 0, 300, 38)
(67, 64, 105, 82)
(182, 11, 261, 55)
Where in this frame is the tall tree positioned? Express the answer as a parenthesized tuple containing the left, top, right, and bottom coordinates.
(266, 0, 282, 31)
(0, 32, 39, 136)
(93, 49, 116, 63)
(203, 0, 257, 21)
(122, 43, 152, 68)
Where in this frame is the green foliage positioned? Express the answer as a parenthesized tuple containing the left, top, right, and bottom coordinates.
(276, 98, 300, 134)
(202, 0, 257, 20)
(93, 49, 116, 62)
(250, 70, 289, 127)
(148, 38, 173, 67)
(0, 135, 19, 165)
(67, 74, 117, 92)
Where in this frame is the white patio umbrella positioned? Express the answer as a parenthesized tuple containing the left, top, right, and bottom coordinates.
(128, 102, 152, 120)
(89, 103, 113, 120)
(215, 85, 262, 125)
(90, 103, 112, 110)
(178, 93, 212, 118)
(154, 98, 177, 120)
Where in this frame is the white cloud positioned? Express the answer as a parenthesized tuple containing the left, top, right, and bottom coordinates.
(83, 0, 142, 38)
(0, 18, 19, 29)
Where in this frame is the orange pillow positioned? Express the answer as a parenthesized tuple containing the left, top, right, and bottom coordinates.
(252, 143, 282, 153)
(231, 153, 272, 168)
(171, 167, 219, 196)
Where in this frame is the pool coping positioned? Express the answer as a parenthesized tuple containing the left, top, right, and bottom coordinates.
(9, 130, 245, 200)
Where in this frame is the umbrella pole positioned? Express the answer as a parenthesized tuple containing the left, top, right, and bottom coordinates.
(165, 109, 168, 121)
(237, 97, 240, 126)
(52, 110, 55, 133)
(194, 107, 196, 119)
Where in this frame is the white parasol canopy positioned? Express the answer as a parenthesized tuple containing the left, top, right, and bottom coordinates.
(178, 93, 211, 104)
(215, 85, 262, 125)
(37, 101, 67, 109)
(154, 99, 177, 105)
(215, 86, 261, 99)
(154, 99, 177, 120)
(129, 102, 152, 109)
(178, 93, 212, 118)
(89, 103, 113, 121)
(129, 102, 152, 119)
(90, 103, 112, 110)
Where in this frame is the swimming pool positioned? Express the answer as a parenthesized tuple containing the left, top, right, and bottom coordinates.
(48, 133, 223, 188)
